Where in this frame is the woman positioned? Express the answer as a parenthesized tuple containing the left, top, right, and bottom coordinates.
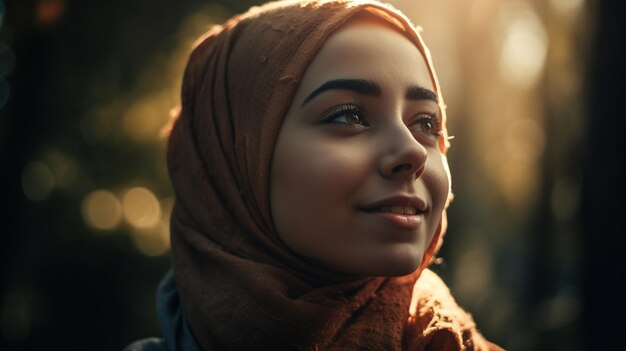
(127, 0, 504, 350)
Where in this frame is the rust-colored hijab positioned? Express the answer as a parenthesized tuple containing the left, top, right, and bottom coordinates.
(167, 0, 502, 350)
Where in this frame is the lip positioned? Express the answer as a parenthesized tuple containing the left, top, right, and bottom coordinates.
(360, 195, 428, 230)
(361, 195, 427, 212)
(371, 211, 423, 229)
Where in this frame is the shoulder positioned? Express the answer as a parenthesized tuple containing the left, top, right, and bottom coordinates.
(405, 269, 506, 351)
(123, 337, 168, 351)
(409, 268, 472, 330)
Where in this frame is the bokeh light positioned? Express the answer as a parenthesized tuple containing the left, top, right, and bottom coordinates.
(549, 0, 585, 18)
(453, 242, 494, 301)
(498, 1, 548, 89)
(21, 161, 55, 201)
(41, 150, 77, 189)
(539, 292, 580, 330)
(81, 190, 123, 230)
(128, 197, 173, 256)
(503, 117, 546, 162)
(121, 187, 161, 229)
(122, 99, 170, 142)
(130, 221, 170, 257)
(35, 0, 66, 27)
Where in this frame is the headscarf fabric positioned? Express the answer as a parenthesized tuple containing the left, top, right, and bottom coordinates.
(166, 0, 501, 350)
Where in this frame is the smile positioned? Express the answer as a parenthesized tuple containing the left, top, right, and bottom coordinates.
(378, 206, 419, 215)
(360, 195, 427, 230)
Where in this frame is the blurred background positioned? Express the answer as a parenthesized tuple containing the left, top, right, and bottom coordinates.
(1, 0, 624, 350)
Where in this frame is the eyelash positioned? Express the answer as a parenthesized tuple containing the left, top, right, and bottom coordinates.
(320, 104, 442, 137)
(320, 104, 367, 127)
(411, 113, 442, 137)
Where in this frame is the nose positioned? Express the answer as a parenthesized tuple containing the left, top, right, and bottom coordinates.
(379, 125, 428, 180)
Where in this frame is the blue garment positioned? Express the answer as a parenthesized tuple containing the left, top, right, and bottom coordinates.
(124, 270, 201, 351)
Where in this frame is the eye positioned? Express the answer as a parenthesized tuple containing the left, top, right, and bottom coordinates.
(320, 104, 368, 127)
(411, 113, 441, 137)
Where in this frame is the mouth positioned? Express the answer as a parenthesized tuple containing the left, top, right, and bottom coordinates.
(360, 196, 427, 230)
(374, 206, 421, 215)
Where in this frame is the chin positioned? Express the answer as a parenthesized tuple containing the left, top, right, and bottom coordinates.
(377, 261, 422, 277)
(349, 250, 424, 277)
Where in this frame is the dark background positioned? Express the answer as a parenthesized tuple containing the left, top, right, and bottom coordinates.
(1, 0, 624, 350)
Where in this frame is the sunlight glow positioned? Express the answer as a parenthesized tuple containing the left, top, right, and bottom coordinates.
(498, 2, 548, 88)
(503, 117, 546, 162)
(453, 243, 493, 300)
(549, 0, 585, 18)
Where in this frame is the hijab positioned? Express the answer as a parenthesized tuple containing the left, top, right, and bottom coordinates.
(166, 0, 502, 349)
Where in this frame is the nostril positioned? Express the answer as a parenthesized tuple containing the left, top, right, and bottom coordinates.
(390, 163, 425, 179)
(391, 163, 413, 174)
(414, 164, 425, 178)
(380, 139, 428, 179)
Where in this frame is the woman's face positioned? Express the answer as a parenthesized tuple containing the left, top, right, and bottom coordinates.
(269, 17, 450, 277)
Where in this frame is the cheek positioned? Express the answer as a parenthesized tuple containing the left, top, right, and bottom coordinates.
(270, 134, 371, 238)
(424, 151, 451, 218)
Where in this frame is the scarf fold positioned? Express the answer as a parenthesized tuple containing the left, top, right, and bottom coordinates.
(130, 269, 501, 351)
(405, 270, 505, 351)
(166, 0, 502, 350)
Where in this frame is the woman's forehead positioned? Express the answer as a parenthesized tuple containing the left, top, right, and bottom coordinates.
(293, 19, 435, 104)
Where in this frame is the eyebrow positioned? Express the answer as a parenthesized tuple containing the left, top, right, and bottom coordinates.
(406, 85, 438, 102)
(302, 79, 380, 106)
(301, 78, 438, 106)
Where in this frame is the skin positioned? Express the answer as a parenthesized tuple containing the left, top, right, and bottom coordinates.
(269, 16, 450, 277)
